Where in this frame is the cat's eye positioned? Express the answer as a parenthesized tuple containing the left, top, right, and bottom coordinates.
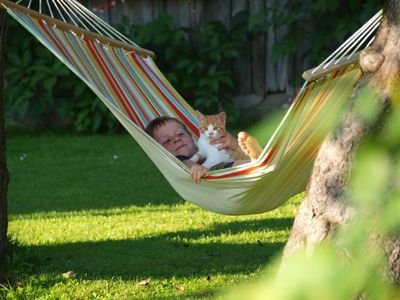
(214, 127, 220, 130)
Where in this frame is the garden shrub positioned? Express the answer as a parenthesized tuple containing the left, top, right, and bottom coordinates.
(4, 12, 250, 131)
(4, 1, 383, 132)
(4, 17, 119, 132)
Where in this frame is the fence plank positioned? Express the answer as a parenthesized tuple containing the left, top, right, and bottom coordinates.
(276, 1, 289, 92)
(166, 0, 191, 27)
(250, 0, 266, 95)
(152, 0, 167, 19)
(190, 0, 204, 29)
(199, 0, 231, 27)
(231, 0, 251, 95)
(265, 21, 278, 91)
(265, 0, 289, 93)
(123, 0, 153, 25)
(108, 1, 121, 25)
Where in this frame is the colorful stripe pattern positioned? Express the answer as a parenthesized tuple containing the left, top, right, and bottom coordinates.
(4, 4, 364, 215)
(7, 8, 199, 136)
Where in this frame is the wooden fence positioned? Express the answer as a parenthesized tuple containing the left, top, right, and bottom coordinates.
(88, 0, 313, 115)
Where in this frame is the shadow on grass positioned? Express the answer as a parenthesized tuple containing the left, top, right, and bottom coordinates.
(18, 217, 292, 281)
(9, 147, 184, 215)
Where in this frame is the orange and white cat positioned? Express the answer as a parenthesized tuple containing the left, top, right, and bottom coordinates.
(190, 111, 249, 169)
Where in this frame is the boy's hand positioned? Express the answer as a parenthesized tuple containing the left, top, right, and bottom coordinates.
(210, 132, 238, 151)
(189, 164, 208, 184)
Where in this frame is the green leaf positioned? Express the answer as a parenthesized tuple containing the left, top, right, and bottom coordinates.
(7, 52, 21, 67)
(198, 78, 211, 88)
(208, 65, 217, 76)
(218, 76, 234, 89)
(74, 83, 86, 97)
(21, 51, 32, 67)
(176, 59, 193, 69)
(209, 51, 221, 62)
(15, 97, 30, 118)
(30, 73, 48, 86)
(43, 77, 57, 93)
(211, 80, 219, 93)
(76, 110, 90, 124)
(91, 112, 102, 133)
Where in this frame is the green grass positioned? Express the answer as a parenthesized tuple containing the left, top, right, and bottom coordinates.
(2, 133, 301, 299)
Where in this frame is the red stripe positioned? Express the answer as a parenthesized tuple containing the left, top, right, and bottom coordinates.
(111, 47, 159, 124)
(98, 45, 149, 125)
(133, 54, 194, 126)
(86, 40, 141, 125)
(266, 88, 313, 159)
(204, 146, 278, 179)
(113, 48, 161, 119)
(131, 54, 198, 135)
(38, 20, 77, 69)
(63, 32, 94, 84)
(136, 54, 196, 125)
(292, 86, 309, 113)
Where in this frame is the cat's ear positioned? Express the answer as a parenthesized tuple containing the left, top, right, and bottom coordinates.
(218, 112, 226, 122)
(196, 110, 204, 120)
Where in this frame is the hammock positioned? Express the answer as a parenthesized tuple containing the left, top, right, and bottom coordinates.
(0, 0, 381, 215)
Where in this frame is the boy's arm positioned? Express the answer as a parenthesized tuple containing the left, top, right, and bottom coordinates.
(210, 131, 238, 151)
(182, 159, 208, 184)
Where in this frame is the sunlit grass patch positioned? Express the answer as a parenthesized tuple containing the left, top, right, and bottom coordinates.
(2, 133, 301, 299)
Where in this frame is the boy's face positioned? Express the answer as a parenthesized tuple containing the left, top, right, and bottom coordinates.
(153, 121, 197, 157)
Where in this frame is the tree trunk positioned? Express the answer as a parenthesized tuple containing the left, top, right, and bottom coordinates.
(0, 8, 9, 261)
(282, 0, 400, 283)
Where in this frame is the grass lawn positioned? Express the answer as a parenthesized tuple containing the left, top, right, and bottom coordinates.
(1, 133, 301, 299)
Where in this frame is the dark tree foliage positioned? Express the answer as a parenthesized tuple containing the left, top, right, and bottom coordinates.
(265, 0, 385, 65)
(0, 7, 9, 263)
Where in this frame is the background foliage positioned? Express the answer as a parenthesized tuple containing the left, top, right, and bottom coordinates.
(259, 0, 383, 65)
(4, 0, 382, 132)
(4, 18, 119, 133)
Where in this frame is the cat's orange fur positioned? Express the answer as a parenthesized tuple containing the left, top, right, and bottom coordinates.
(197, 112, 249, 161)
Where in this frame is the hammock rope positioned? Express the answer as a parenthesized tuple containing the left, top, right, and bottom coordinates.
(0, 0, 379, 215)
(312, 9, 382, 75)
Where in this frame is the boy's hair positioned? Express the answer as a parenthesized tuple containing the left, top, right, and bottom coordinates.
(145, 116, 190, 137)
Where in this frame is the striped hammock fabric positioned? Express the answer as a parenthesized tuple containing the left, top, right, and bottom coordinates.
(1, 0, 370, 215)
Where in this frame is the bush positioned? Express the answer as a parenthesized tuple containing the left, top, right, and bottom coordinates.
(5, 12, 252, 131)
(248, 0, 383, 65)
(4, 17, 119, 133)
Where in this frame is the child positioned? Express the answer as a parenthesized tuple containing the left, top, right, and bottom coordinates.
(145, 116, 262, 183)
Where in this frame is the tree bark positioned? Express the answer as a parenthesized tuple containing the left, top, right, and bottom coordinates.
(282, 0, 400, 283)
(0, 8, 9, 261)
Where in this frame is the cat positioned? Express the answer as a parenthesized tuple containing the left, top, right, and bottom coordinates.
(190, 111, 249, 169)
